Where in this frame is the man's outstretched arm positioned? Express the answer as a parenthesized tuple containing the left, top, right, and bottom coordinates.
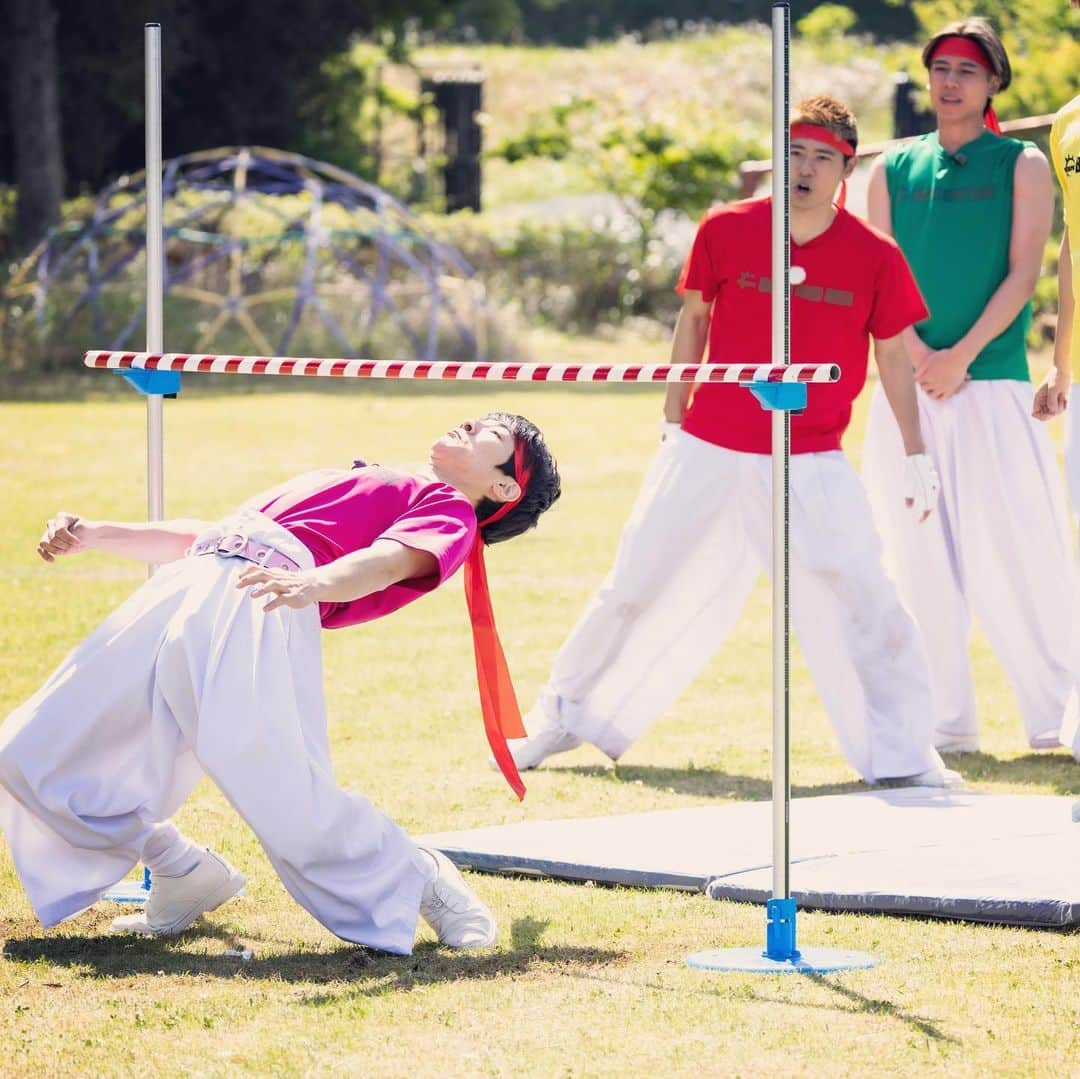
(37, 513, 212, 564)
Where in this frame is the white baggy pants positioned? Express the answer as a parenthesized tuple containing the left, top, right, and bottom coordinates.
(0, 510, 429, 953)
(862, 380, 1079, 747)
(1065, 396, 1080, 520)
(532, 430, 939, 783)
(1062, 402, 1080, 757)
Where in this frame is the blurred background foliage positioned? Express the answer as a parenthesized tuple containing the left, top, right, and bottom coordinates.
(1, 0, 1076, 373)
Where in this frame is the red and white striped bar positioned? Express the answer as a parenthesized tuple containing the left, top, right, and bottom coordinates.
(84, 351, 840, 385)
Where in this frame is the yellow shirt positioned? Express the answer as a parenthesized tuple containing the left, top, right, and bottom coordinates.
(1050, 94, 1080, 373)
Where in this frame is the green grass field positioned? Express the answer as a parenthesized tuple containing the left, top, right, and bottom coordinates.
(1, 340, 1077, 1077)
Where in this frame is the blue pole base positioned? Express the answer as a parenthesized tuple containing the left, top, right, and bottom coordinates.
(686, 946, 876, 974)
(765, 896, 799, 960)
(101, 866, 151, 905)
(686, 898, 875, 973)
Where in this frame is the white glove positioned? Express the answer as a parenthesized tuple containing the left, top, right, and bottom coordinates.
(659, 420, 681, 444)
(903, 453, 940, 521)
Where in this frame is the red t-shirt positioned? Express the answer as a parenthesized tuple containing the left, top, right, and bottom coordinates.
(256, 465, 477, 628)
(677, 197, 928, 454)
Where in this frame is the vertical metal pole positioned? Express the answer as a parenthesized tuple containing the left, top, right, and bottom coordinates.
(770, 1, 791, 902)
(100, 22, 164, 907)
(685, 0, 875, 973)
(145, 23, 164, 544)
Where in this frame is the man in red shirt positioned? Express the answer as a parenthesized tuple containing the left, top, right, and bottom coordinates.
(506, 96, 959, 788)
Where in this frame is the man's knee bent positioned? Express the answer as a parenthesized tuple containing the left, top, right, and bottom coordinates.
(0, 728, 34, 803)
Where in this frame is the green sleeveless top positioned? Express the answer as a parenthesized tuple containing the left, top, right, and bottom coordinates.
(886, 131, 1032, 382)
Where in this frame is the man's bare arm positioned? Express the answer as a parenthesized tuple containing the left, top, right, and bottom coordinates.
(663, 290, 711, 423)
(238, 539, 438, 613)
(955, 148, 1054, 363)
(866, 157, 892, 236)
(874, 332, 926, 455)
(38, 514, 212, 564)
(1034, 227, 1074, 419)
(868, 156, 930, 367)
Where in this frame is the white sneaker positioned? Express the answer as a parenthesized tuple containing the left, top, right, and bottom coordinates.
(933, 734, 981, 754)
(1072, 801, 1080, 823)
(502, 725, 583, 771)
(490, 691, 584, 772)
(417, 848, 496, 949)
(110, 849, 245, 936)
(1028, 731, 1063, 751)
(875, 765, 965, 790)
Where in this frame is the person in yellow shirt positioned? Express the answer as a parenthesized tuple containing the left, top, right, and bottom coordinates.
(1032, 32, 1080, 771)
(1032, 89, 1079, 427)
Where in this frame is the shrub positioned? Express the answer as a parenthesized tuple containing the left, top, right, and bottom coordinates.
(428, 207, 689, 336)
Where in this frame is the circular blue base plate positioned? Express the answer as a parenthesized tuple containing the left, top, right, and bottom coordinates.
(101, 880, 151, 905)
(686, 947, 876, 974)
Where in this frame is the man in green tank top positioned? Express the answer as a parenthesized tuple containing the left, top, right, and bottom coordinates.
(862, 17, 1079, 758)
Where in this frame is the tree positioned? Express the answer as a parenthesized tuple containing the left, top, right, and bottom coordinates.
(0, 0, 491, 253)
(7, 0, 64, 249)
(904, 0, 1080, 121)
(449, 0, 917, 44)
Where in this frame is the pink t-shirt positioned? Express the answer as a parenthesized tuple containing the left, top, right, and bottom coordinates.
(255, 465, 477, 629)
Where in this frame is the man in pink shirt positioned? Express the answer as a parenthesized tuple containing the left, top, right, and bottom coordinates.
(0, 413, 560, 955)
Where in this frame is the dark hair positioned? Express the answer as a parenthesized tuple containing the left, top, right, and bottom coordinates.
(922, 18, 1011, 94)
(475, 411, 561, 545)
(791, 94, 859, 155)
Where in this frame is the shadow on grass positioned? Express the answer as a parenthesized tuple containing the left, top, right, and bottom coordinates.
(801, 973, 962, 1045)
(937, 751, 1079, 795)
(550, 764, 865, 801)
(1, 915, 622, 990)
(539, 949, 959, 1045)
(541, 753, 1079, 799)
(1, 916, 961, 1042)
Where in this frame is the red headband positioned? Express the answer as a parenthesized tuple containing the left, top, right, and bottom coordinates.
(463, 439, 532, 799)
(929, 36, 992, 72)
(928, 36, 1002, 134)
(790, 123, 853, 208)
(475, 441, 531, 531)
(790, 123, 855, 158)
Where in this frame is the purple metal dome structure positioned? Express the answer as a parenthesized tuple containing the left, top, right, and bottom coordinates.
(3, 146, 489, 367)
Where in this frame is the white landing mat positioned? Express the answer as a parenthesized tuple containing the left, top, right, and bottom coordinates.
(420, 789, 1080, 928)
